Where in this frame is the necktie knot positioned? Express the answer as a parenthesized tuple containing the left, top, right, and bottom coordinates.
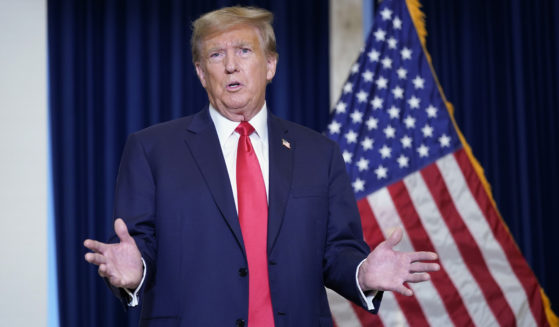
(235, 121, 255, 136)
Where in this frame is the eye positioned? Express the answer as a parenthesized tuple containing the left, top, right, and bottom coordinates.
(208, 51, 224, 62)
(240, 48, 251, 55)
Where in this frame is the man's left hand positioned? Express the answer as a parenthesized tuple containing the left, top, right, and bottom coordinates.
(358, 227, 440, 296)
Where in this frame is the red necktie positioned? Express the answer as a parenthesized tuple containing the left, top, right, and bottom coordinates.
(235, 121, 274, 326)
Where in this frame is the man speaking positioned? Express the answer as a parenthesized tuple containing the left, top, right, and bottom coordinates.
(84, 6, 439, 326)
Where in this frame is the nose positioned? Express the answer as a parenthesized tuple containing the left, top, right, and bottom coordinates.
(224, 51, 238, 74)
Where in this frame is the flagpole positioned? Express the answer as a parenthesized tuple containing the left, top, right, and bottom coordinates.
(362, 0, 375, 40)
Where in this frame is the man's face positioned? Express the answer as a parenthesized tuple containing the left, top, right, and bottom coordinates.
(195, 25, 277, 122)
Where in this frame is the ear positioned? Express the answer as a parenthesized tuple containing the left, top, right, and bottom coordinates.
(195, 62, 207, 88)
(266, 55, 278, 81)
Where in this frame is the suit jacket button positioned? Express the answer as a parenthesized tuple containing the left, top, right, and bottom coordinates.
(238, 268, 248, 277)
(235, 318, 245, 327)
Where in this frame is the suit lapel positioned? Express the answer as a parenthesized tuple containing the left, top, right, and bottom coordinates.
(182, 109, 294, 255)
(183, 109, 245, 253)
(267, 114, 294, 254)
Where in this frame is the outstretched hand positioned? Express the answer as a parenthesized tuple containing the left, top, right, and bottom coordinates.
(358, 227, 440, 296)
(84, 218, 143, 290)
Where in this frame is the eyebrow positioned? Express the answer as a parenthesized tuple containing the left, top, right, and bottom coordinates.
(206, 40, 254, 54)
(234, 41, 252, 48)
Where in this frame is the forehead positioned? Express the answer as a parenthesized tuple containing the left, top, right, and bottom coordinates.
(202, 25, 263, 50)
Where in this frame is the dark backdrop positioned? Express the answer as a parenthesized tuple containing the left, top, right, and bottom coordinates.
(48, 0, 558, 325)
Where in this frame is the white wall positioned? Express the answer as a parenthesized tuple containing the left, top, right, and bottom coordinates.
(0, 0, 48, 325)
(329, 0, 365, 108)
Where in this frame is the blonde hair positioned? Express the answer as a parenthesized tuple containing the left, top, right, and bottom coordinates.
(191, 6, 278, 63)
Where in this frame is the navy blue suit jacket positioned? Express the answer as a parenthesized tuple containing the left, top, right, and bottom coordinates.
(111, 108, 381, 326)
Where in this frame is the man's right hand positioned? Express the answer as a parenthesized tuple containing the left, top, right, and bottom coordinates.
(84, 218, 143, 290)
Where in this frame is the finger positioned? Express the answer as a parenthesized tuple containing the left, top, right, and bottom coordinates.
(385, 226, 403, 248)
(394, 284, 413, 296)
(409, 251, 438, 262)
(406, 272, 431, 283)
(114, 218, 133, 244)
(410, 262, 440, 273)
(102, 268, 126, 288)
(98, 264, 111, 278)
(107, 275, 125, 288)
(83, 239, 108, 254)
(84, 252, 107, 266)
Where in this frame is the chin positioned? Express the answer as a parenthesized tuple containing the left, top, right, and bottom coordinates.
(223, 100, 251, 111)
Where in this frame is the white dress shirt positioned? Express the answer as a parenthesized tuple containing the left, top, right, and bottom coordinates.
(209, 103, 269, 210)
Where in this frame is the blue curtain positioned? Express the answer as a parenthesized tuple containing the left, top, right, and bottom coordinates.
(420, 0, 559, 313)
(47, 0, 329, 326)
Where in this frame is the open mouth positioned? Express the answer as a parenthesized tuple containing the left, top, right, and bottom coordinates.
(227, 81, 242, 90)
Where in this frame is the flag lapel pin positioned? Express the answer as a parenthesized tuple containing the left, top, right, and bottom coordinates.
(282, 139, 291, 149)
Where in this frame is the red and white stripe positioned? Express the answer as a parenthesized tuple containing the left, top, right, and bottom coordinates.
(328, 149, 548, 327)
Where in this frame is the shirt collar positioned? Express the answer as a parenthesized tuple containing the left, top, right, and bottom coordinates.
(209, 103, 268, 144)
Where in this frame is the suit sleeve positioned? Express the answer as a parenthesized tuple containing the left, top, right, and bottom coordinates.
(322, 142, 383, 313)
(107, 133, 157, 307)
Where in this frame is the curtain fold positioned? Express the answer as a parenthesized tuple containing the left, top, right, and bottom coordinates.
(48, 1, 329, 325)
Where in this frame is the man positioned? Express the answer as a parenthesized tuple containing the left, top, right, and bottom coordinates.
(84, 6, 439, 326)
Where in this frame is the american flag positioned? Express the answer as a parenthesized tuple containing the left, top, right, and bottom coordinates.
(326, 0, 555, 326)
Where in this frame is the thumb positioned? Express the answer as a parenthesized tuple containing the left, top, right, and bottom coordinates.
(386, 226, 403, 248)
(114, 218, 133, 244)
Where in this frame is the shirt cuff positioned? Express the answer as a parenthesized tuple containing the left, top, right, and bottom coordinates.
(356, 259, 377, 311)
(124, 257, 147, 307)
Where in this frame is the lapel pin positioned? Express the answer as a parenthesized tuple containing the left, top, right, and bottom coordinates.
(282, 139, 291, 149)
